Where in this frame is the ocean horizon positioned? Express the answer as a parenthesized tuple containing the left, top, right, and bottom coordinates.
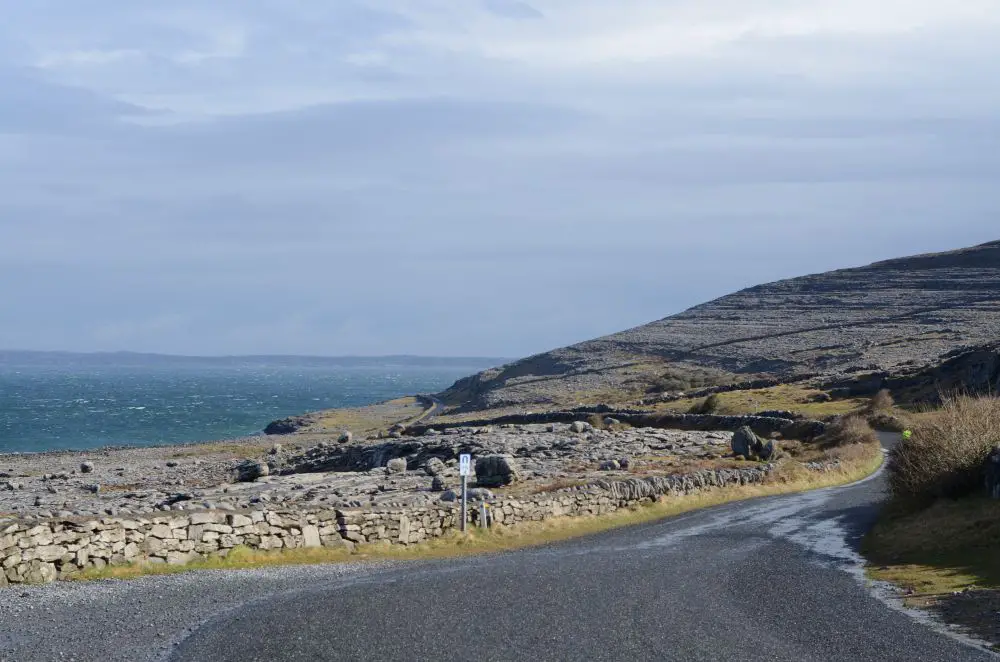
(0, 352, 504, 454)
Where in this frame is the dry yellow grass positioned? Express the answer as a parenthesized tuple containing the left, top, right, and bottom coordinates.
(75, 443, 882, 583)
(889, 395, 1000, 504)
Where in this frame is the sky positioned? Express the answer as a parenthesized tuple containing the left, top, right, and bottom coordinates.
(1, 1, 999, 357)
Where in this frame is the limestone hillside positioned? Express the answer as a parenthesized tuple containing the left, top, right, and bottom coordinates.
(443, 240, 1000, 409)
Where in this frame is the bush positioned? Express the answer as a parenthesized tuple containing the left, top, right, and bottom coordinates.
(646, 366, 729, 394)
(689, 393, 722, 415)
(818, 415, 879, 448)
(869, 389, 895, 412)
(888, 395, 1000, 506)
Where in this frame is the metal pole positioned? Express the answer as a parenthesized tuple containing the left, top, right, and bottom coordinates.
(460, 475, 468, 533)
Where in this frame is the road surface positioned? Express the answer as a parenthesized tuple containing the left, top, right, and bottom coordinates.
(1, 437, 994, 662)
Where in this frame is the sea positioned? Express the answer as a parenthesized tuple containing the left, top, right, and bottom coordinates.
(0, 352, 501, 454)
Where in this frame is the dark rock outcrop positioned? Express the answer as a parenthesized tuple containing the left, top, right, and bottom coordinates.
(264, 416, 311, 435)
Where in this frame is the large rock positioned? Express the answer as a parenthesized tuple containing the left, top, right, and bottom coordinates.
(731, 427, 759, 459)
(232, 460, 270, 482)
(475, 455, 521, 487)
(570, 421, 590, 434)
(758, 439, 778, 461)
(23, 561, 57, 585)
(386, 458, 408, 474)
(467, 488, 494, 501)
(264, 416, 309, 435)
(80, 461, 95, 474)
(424, 457, 447, 477)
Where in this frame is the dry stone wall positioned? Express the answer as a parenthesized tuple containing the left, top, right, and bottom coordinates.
(408, 411, 825, 439)
(1, 464, 772, 586)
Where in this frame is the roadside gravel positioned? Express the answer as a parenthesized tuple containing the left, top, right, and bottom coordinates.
(0, 561, 389, 662)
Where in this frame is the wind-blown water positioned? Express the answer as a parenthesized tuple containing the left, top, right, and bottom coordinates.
(0, 353, 500, 453)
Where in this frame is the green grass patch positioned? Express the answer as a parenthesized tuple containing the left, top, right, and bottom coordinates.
(864, 497, 1000, 600)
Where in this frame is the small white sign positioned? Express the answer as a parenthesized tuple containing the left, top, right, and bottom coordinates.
(459, 454, 471, 477)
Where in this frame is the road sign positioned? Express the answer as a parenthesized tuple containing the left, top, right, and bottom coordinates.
(459, 454, 471, 533)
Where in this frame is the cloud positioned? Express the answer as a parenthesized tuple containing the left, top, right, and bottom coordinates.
(0, 1, 998, 355)
(483, 0, 544, 20)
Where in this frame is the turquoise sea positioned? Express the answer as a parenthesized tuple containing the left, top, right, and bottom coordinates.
(0, 353, 500, 454)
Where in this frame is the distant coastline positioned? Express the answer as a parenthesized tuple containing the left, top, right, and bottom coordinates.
(0, 350, 511, 369)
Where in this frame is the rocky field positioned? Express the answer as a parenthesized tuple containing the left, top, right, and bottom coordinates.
(0, 422, 763, 522)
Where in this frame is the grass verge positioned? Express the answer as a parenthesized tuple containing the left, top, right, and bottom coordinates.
(74, 442, 883, 583)
(863, 497, 1000, 601)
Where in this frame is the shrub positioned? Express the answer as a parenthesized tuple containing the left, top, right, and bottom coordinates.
(887, 395, 1000, 506)
(646, 366, 729, 394)
(817, 415, 879, 448)
(689, 393, 722, 415)
(869, 389, 895, 412)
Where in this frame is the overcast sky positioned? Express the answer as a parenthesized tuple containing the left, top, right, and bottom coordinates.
(1, 1, 999, 357)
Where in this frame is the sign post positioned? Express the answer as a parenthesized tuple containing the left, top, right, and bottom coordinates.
(459, 454, 471, 533)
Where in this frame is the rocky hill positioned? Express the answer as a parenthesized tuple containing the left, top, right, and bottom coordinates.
(443, 240, 1000, 409)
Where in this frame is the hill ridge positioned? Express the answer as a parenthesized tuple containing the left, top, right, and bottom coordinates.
(442, 239, 1000, 410)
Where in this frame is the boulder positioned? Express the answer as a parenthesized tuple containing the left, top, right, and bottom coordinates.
(233, 460, 270, 483)
(424, 457, 447, 477)
(439, 489, 458, 502)
(338, 431, 353, 444)
(80, 461, 95, 474)
(386, 458, 408, 474)
(731, 427, 759, 459)
(467, 488, 494, 501)
(570, 421, 589, 434)
(599, 460, 621, 471)
(475, 455, 521, 487)
(758, 439, 778, 461)
(23, 561, 57, 585)
(264, 416, 309, 435)
(431, 475, 448, 492)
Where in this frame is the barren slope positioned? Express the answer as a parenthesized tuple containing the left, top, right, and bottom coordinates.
(444, 240, 1000, 409)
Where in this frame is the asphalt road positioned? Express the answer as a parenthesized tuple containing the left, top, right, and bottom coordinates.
(2, 436, 995, 662)
(168, 440, 996, 662)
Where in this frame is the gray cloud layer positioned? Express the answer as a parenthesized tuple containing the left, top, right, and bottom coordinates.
(1, 1, 998, 356)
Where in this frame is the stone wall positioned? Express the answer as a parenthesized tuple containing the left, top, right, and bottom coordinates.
(407, 412, 825, 439)
(1, 464, 772, 586)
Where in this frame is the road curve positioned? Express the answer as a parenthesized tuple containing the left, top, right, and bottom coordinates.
(168, 444, 996, 662)
(1, 439, 994, 662)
